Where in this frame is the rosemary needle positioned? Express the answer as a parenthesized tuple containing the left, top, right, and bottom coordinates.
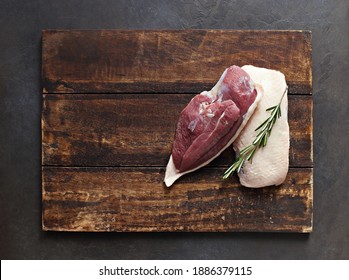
(223, 86, 288, 180)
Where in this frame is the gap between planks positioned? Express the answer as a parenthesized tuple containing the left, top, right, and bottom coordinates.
(42, 92, 312, 95)
(42, 165, 314, 169)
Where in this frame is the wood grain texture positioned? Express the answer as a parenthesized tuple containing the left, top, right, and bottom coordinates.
(42, 167, 312, 232)
(42, 94, 313, 167)
(42, 30, 312, 94)
(41, 30, 313, 232)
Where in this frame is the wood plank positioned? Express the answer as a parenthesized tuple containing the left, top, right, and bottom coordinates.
(42, 94, 313, 167)
(42, 166, 312, 232)
(42, 30, 312, 94)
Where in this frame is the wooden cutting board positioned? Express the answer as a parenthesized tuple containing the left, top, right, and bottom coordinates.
(42, 30, 313, 232)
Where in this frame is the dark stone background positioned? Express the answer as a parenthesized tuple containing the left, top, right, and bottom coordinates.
(1, 0, 348, 259)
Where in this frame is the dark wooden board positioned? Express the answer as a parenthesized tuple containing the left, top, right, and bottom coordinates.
(41, 30, 313, 232)
(42, 167, 312, 232)
(42, 30, 312, 94)
(42, 94, 312, 168)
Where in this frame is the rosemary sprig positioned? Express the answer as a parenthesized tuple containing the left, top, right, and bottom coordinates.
(223, 86, 288, 179)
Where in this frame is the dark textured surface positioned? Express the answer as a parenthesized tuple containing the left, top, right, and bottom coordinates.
(0, 0, 348, 259)
(42, 30, 312, 94)
(42, 94, 312, 167)
(41, 31, 312, 233)
(42, 167, 313, 233)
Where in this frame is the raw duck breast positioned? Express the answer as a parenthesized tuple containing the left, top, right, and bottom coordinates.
(234, 65, 289, 188)
(164, 65, 263, 187)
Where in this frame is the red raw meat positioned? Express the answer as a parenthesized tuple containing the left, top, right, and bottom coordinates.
(165, 65, 263, 187)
